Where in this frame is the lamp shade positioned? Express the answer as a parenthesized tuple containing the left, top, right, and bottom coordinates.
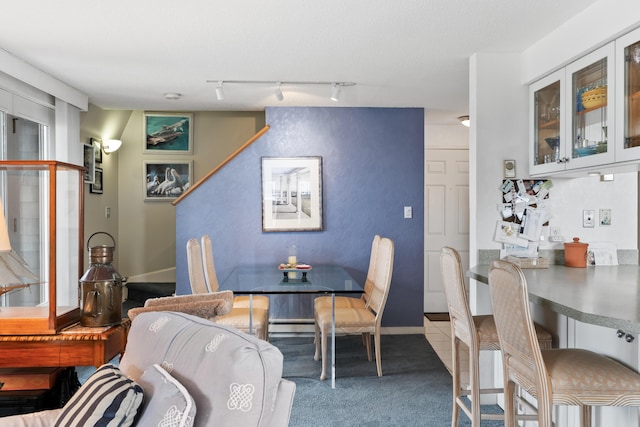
(0, 199, 11, 252)
(102, 139, 122, 154)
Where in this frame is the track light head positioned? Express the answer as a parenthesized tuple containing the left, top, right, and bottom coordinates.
(330, 83, 341, 102)
(275, 83, 284, 101)
(215, 81, 224, 101)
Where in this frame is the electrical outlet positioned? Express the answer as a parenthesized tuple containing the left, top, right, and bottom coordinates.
(549, 226, 563, 242)
(583, 210, 595, 228)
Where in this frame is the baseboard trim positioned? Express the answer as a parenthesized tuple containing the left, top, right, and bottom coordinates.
(268, 323, 424, 337)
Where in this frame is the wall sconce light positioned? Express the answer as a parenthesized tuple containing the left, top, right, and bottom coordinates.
(458, 115, 470, 127)
(102, 139, 122, 154)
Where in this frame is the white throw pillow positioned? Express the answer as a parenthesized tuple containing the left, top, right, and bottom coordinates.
(136, 363, 196, 427)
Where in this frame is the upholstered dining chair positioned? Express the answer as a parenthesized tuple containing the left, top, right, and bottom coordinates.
(314, 235, 380, 312)
(313, 236, 394, 381)
(186, 237, 269, 340)
(201, 234, 270, 312)
(489, 259, 640, 427)
(439, 247, 553, 427)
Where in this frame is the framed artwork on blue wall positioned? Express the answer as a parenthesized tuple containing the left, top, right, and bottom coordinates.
(144, 160, 192, 201)
(261, 156, 323, 232)
(143, 112, 193, 154)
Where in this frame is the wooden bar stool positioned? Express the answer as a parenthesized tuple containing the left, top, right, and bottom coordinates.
(439, 247, 553, 427)
(489, 259, 640, 427)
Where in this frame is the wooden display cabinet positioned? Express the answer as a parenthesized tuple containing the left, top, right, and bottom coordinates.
(0, 161, 83, 335)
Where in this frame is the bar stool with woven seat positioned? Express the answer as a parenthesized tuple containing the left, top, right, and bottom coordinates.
(489, 259, 640, 427)
(439, 247, 553, 427)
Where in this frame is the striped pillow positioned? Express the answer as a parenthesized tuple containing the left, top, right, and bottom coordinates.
(54, 364, 143, 427)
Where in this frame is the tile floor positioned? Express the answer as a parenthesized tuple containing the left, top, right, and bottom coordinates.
(424, 316, 471, 388)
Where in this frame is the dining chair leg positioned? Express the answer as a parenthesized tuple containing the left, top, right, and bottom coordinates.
(469, 345, 481, 427)
(313, 322, 321, 361)
(580, 405, 592, 427)
(319, 325, 328, 381)
(504, 379, 517, 427)
(363, 333, 372, 361)
(374, 330, 383, 377)
(451, 336, 460, 427)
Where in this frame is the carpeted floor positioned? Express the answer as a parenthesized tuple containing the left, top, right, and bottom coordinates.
(273, 334, 503, 427)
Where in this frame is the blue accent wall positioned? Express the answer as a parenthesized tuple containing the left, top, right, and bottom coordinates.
(176, 107, 424, 327)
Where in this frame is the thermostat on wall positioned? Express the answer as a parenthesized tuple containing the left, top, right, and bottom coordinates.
(504, 160, 516, 178)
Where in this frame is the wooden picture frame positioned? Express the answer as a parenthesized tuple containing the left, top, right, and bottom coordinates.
(91, 137, 103, 163)
(261, 156, 323, 232)
(143, 112, 193, 154)
(90, 168, 103, 194)
(83, 142, 95, 184)
(144, 160, 193, 201)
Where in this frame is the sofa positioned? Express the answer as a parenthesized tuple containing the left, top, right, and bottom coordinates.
(0, 311, 296, 427)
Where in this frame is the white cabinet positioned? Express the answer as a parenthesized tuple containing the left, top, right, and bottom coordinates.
(615, 27, 640, 163)
(529, 43, 615, 176)
(529, 70, 564, 175)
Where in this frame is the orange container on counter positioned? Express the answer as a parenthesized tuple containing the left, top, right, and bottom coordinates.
(564, 237, 588, 268)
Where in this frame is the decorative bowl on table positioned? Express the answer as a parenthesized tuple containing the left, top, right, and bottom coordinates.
(278, 263, 312, 282)
(278, 263, 312, 271)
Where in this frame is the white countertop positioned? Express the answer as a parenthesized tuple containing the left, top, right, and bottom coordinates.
(468, 264, 640, 333)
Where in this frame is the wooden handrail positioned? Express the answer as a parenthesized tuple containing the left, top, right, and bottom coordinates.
(172, 125, 270, 206)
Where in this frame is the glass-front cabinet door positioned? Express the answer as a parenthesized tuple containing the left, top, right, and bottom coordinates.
(565, 42, 615, 169)
(529, 69, 564, 175)
(615, 27, 640, 162)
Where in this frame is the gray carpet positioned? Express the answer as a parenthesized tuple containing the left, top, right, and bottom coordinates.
(273, 334, 503, 427)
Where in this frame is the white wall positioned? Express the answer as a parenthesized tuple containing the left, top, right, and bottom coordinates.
(522, 0, 640, 84)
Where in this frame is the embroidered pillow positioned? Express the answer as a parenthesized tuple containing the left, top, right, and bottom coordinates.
(54, 364, 143, 427)
(136, 364, 196, 427)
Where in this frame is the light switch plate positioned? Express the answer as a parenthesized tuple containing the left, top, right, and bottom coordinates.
(583, 210, 595, 228)
(404, 206, 412, 219)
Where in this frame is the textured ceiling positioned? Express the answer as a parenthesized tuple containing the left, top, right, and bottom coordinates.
(0, 0, 599, 124)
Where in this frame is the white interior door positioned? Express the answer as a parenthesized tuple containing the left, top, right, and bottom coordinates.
(424, 148, 469, 313)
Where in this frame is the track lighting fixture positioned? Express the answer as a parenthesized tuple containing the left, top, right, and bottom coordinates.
(275, 82, 284, 101)
(207, 80, 356, 102)
(330, 83, 341, 102)
(164, 92, 181, 100)
(458, 115, 470, 127)
(215, 81, 224, 101)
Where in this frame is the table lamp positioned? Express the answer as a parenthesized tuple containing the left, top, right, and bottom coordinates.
(0, 199, 37, 297)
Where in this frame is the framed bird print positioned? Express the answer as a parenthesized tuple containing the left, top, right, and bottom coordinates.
(144, 160, 192, 201)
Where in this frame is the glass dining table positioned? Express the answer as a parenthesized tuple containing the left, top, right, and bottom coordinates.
(220, 264, 364, 388)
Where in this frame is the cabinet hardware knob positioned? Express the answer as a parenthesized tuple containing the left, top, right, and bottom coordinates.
(617, 329, 625, 338)
(626, 334, 635, 343)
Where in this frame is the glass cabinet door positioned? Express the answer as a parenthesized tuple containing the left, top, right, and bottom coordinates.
(566, 42, 615, 168)
(529, 69, 564, 175)
(615, 27, 640, 162)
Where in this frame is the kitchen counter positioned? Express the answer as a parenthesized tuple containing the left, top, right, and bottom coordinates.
(468, 264, 640, 333)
